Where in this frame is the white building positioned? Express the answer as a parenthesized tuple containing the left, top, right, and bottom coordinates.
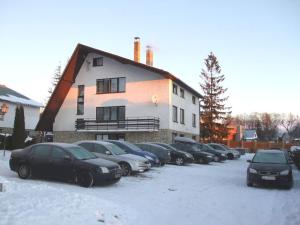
(36, 38, 201, 143)
(0, 84, 42, 133)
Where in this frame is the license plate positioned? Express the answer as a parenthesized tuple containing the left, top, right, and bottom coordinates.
(262, 176, 276, 181)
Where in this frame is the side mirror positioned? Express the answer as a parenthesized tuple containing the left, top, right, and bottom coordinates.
(63, 155, 72, 161)
(247, 159, 252, 163)
(105, 151, 112, 155)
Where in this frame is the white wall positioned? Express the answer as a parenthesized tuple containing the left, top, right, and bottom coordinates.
(54, 53, 170, 131)
(169, 82, 200, 135)
(0, 101, 41, 130)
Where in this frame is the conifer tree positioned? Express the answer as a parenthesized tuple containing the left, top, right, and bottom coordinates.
(45, 62, 62, 105)
(200, 52, 231, 142)
(11, 105, 26, 149)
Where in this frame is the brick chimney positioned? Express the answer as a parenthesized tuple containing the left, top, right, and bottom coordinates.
(134, 37, 141, 63)
(146, 45, 153, 66)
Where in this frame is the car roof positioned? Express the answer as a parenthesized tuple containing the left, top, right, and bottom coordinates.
(256, 149, 284, 154)
(74, 140, 112, 146)
(174, 137, 197, 143)
(34, 142, 78, 148)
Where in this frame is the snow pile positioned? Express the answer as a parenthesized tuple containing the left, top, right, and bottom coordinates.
(1, 150, 300, 225)
(0, 94, 42, 107)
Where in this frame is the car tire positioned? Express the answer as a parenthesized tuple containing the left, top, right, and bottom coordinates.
(175, 157, 184, 166)
(247, 180, 253, 187)
(228, 153, 234, 160)
(76, 171, 94, 188)
(18, 164, 31, 179)
(120, 163, 131, 176)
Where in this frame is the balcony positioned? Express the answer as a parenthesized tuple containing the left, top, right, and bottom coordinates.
(75, 117, 160, 132)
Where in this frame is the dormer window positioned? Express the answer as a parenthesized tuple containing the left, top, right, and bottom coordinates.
(93, 57, 103, 67)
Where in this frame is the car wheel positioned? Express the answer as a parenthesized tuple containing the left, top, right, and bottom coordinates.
(228, 153, 234, 160)
(247, 180, 253, 187)
(120, 163, 131, 176)
(76, 171, 94, 188)
(18, 164, 31, 179)
(175, 157, 184, 166)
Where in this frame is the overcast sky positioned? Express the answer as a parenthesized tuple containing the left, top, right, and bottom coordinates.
(1, 0, 299, 115)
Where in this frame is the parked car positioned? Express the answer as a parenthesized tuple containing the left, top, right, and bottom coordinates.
(207, 143, 240, 160)
(9, 143, 122, 188)
(74, 141, 151, 176)
(197, 143, 227, 162)
(290, 146, 300, 169)
(151, 142, 194, 165)
(135, 143, 171, 166)
(246, 150, 293, 189)
(171, 137, 214, 164)
(107, 140, 161, 166)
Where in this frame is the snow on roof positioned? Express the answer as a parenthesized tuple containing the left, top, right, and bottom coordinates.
(0, 94, 42, 108)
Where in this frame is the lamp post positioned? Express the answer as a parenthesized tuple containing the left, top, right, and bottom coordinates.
(0, 103, 9, 157)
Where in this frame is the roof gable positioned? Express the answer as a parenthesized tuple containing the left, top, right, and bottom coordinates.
(36, 43, 202, 131)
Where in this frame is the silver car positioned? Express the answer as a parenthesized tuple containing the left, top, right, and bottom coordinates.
(207, 143, 240, 160)
(74, 140, 151, 176)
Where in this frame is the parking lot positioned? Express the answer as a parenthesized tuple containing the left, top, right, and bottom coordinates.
(1, 151, 300, 225)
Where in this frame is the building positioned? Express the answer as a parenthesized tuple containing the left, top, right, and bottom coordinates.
(36, 38, 201, 143)
(0, 84, 42, 134)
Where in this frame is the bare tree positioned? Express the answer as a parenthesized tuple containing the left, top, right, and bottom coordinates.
(280, 113, 299, 141)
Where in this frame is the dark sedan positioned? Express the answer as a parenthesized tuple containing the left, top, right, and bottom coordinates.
(135, 143, 171, 166)
(152, 142, 194, 165)
(9, 143, 122, 188)
(247, 150, 293, 189)
(197, 143, 227, 162)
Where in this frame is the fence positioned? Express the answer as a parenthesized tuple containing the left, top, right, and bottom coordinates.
(223, 141, 293, 153)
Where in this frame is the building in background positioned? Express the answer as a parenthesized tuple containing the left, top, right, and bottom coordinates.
(0, 84, 42, 134)
(36, 38, 201, 143)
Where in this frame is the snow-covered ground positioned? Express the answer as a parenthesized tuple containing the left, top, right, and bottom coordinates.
(1, 150, 300, 225)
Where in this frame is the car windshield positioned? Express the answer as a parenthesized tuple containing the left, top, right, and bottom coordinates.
(252, 152, 287, 164)
(66, 146, 97, 160)
(125, 142, 143, 152)
(105, 143, 127, 155)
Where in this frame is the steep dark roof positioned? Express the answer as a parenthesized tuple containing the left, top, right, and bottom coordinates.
(36, 43, 202, 131)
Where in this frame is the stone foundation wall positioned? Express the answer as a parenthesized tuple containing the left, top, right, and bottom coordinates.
(53, 130, 199, 144)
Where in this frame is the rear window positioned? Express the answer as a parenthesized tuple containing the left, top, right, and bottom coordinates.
(252, 152, 287, 164)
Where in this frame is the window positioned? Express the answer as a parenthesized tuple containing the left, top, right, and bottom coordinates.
(96, 77, 126, 94)
(79, 143, 94, 151)
(173, 84, 178, 95)
(77, 85, 84, 115)
(31, 145, 51, 158)
(192, 96, 196, 104)
(180, 88, 184, 98)
(93, 57, 103, 67)
(192, 113, 196, 128)
(52, 147, 67, 159)
(96, 106, 125, 121)
(180, 108, 185, 124)
(94, 144, 107, 154)
(172, 106, 178, 122)
(179, 134, 184, 137)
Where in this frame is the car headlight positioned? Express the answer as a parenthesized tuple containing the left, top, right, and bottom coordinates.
(249, 168, 257, 174)
(207, 155, 213, 158)
(221, 154, 226, 157)
(100, 167, 109, 174)
(280, 170, 289, 175)
(145, 155, 153, 161)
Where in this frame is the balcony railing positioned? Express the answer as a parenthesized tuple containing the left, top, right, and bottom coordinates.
(75, 117, 160, 131)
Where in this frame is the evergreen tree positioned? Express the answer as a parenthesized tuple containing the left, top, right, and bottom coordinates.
(11, 105, 26, 149)
(45, 62, 62, 105)
(200, 52, 231, 142)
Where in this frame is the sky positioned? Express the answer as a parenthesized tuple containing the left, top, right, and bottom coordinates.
(0, 0, 299, 115)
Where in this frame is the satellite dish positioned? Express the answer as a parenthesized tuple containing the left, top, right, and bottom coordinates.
(152, 95, 158, 105)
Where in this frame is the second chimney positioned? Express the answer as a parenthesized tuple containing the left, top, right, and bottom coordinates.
(146, 45, 153, 66)
(134, 37, 141, 63)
